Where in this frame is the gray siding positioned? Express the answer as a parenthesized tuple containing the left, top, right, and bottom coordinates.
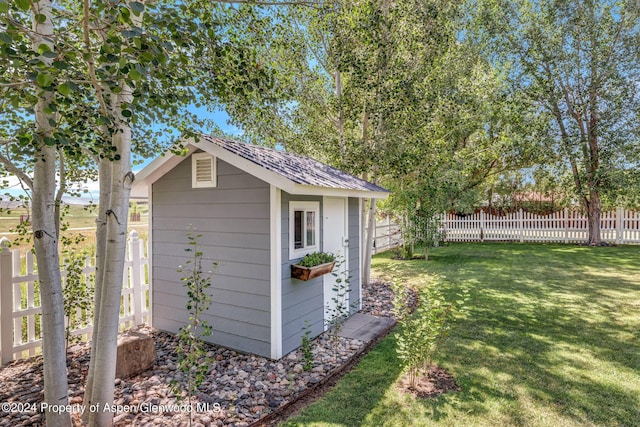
(280, 192, 325, 355)
(152, 154, 271, 357)
(348, 198, 361, 312)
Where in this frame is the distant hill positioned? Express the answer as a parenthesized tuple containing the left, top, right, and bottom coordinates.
(62, 195, 95, 206)
(0, 195, 94, 209)
(0, 197, 26, 209)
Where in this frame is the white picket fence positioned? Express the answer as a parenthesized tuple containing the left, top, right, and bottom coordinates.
(0, 230, 149, 364)
(441, 207, 640, 243)
(372, 215, 402, 254)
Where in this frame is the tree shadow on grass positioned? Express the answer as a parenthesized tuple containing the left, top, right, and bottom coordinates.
(285, 243, 640, 426)
(424, 243, 640, 425)
(280, 333, 472, 427)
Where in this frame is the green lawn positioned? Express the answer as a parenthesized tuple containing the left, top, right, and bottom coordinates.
(282, 243, 640, 427)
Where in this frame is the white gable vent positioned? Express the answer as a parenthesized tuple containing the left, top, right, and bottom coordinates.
(191, 152, 217, 188)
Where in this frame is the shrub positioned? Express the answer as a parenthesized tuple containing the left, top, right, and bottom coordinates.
(170, 227, 217, 425)
(300, 320, 314, 372)
(325, 255, 358, 346)
(297, 251, 335, 267)
(393, 282, 468, 387)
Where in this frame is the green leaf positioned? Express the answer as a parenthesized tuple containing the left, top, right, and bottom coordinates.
(53, 60, 68, 70)
(129, 1, 144, 15)
(0, 1, 9, 13)
(128, 68, 142, 80)
(35, 13, 47, 23)
(36, 73, 53, 88)
(38, 44, 52, 54)
(57, 82, 72, 96)
(0, 32, 11, 44)
(15, 0, 29, 11)
(121, 109, 132, 118)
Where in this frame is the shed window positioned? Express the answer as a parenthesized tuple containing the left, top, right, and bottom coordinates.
(191, 153, 216, 188)
(290, 201, 320, 259)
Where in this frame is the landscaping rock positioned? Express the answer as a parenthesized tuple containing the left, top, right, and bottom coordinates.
(115, 331, 156, 379)
(0, 280, 403, 426)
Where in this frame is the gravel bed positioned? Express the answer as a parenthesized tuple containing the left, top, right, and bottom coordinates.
(361, 278, 417, 317)
(0, 280, 403, 426)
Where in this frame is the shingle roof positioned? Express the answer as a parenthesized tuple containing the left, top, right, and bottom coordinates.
(202, 136, 388, 194)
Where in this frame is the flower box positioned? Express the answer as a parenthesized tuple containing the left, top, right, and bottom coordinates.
(291, 261, 336, 281)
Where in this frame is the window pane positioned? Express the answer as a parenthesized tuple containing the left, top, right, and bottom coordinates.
(294, 210, 303, 249)
(306, 211, 316, 246)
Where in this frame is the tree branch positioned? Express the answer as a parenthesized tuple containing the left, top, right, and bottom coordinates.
(55, 149, 66, 237)
(83, 0, 109, 117)
(291, 12, 329, 72)
(213, 0, 332, 6)
(0, 152, 34, 190)
(0, 81, 32, 88)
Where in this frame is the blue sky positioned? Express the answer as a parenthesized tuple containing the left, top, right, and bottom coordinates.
(134, 105, 242, 170)
(1, 107, 240, 202)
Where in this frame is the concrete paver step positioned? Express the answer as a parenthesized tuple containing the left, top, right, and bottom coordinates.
(337, 313, 395, 342)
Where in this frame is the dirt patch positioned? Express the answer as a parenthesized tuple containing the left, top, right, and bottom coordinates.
(397, 365, 460, 399)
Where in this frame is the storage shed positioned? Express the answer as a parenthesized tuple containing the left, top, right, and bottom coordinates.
(132, 136, 389, 359)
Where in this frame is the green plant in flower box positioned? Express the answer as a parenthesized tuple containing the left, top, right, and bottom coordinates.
(297, 252, 336, 267)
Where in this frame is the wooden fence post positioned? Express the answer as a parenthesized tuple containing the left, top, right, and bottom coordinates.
(564, 207, 569, 244)
(519, 209, 524, 242)
(616, 207, 624, 244)
(129, 230, 144, 326)
(0, 238, 14, 365)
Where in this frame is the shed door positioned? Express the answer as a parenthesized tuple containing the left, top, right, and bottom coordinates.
(323, 197, 349, 329)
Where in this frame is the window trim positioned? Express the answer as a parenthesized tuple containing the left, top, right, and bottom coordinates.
(289, 201, 320, 260)
(191, 152, 217, 188)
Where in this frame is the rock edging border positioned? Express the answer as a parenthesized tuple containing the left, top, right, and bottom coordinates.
(250, 318, 398, 427)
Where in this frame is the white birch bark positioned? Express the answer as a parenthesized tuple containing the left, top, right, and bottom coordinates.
(83, 3, 135, 422)
(82, 157, 110, 416)
(87, 87, 134, 426)
(362, 198, 377, 287)
(30, 1, 71, 426)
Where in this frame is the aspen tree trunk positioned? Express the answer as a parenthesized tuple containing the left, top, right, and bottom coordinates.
(32, 152, 72, 427)
(360, 102, 374, 287)
(84, 4, 136, 423)
(586, 190, 602, 245)
(87, 88, 134, 426)
(30, 1, 71, 426)
(362, 198, 377, 286)
(82, 158, 111, 416)
(81, 0, 110, 413)
(334, 70, 345, 156)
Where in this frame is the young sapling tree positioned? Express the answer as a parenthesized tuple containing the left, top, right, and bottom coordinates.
(170, 228, 217, 426)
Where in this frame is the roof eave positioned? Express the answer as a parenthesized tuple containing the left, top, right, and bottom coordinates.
(131, 137, 390, 199)
(131, 137, 298, 197)
(287, 183, 390, 199)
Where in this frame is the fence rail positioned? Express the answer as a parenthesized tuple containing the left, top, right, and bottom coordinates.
(0, 230, 149, 364)
(441, 207, 640, 244)
(372, 215, 402, 254)
(372, 208, 640, 251)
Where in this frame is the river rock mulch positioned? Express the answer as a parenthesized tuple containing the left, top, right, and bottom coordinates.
(360, 278, 417, 317)
(0, 280, 408, 427)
